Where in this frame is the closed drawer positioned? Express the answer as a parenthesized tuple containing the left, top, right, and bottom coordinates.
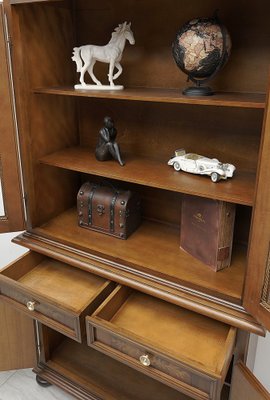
(0, 252, 115, 342)
(86, 285, 236, 400)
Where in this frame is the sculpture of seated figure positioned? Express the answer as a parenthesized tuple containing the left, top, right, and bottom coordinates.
(95, 116, 125, 166)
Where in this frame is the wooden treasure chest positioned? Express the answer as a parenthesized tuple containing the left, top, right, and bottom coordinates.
(77, 182, 141, 239)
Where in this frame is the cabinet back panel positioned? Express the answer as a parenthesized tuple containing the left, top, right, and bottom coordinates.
(80, 174, 182, 228)
(13, 0, 270, 93)
(34, 167, 80, 226)
(79, 99, 263, 172)
(75, 0, 270, 93)
(14, 2, 74, 87)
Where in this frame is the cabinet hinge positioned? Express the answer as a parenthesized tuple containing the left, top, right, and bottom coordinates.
(260, 243, 270, 311)
(22, 193, 28, 221)
(3, 13, 12, 50)
(5, 30, 12, 50)
(6, 35, 12, 50)
(34, 320, 42, 362)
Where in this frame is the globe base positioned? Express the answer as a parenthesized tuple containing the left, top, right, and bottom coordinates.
(182, 86, 214, 96)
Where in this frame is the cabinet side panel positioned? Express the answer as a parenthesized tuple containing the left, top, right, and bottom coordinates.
(8, 2, 79, 227)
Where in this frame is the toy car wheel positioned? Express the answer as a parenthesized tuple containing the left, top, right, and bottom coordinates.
(173, 162, 181, 171)
(211, 172, 220, 183)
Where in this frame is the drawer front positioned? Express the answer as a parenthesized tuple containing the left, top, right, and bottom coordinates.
(87, 321, 218, 400)
(0, 281, 82, 341)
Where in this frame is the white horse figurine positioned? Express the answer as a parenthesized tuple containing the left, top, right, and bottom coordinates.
(72, 22, 135, 90)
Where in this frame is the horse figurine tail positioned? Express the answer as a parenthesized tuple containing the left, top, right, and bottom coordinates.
(72, 47, 83, 72)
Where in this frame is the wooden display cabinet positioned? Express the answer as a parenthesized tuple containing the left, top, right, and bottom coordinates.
(1, 0, 270, 398)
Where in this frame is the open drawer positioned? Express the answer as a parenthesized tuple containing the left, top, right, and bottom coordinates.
(0, 252, 115, 342)
(86, 285, 236, 400)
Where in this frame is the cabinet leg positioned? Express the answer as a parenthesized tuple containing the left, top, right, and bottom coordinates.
(36, 374, 52, 387)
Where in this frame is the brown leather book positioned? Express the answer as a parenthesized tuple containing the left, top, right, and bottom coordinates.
(180, 195, 236, 271)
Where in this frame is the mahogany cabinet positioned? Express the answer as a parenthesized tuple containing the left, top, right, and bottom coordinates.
(1, 0, 270, 398)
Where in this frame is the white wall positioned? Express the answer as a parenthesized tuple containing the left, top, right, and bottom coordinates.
(0, 232, 28, 270)
(252, 332, 270, 391)
(0, 178, 5, 216)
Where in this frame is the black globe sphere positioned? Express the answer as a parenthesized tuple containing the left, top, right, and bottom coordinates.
(172, 14, 231, 96)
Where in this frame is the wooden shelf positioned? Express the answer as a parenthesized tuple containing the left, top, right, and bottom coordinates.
(33, 86, 266, 109)
(44, 338, 190, 400)
(39, 146, 255, 206)
(31, 208, 245, 304)
(10, 0, 59, 4)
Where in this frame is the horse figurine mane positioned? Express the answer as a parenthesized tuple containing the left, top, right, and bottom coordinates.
(109, 23, 128, 43)
(72, 22, 135, 90)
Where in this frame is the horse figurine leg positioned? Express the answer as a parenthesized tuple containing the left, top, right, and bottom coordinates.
(108, 59, 116, 86)
(72, 47, 88, 86)
(87, 60, 102, 86)
(79, 62, 90, 86)
(113, 62, 123, 81)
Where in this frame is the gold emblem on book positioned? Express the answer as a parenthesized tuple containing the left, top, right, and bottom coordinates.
(193, 212, 205, 224)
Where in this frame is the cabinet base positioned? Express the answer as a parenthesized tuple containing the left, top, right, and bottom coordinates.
(36, 374, 52, 387)
(34, 365, 97, 400)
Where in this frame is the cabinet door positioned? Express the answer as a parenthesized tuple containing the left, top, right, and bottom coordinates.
(0, 303, 36, 371)
(243, 83, 270, 331)
(0, 4, 25, 233)
(230, 362, 270, 400)
(0, 4, 34, 372)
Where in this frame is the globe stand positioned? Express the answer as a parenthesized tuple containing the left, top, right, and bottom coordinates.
(183, 76, 214, 96)
(183, 85, 213, 96)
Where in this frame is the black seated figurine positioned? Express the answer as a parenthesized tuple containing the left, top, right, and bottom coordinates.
(95, 116, 125, 166)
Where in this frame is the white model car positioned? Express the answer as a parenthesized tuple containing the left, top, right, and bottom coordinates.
(168, 149, 235, 183)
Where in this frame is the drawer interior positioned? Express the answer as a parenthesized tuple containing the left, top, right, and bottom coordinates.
(92, 286, 236, 376)
(1, 252, 111, 313)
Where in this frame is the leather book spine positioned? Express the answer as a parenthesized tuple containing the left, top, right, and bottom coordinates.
(180, 195, 236, 271)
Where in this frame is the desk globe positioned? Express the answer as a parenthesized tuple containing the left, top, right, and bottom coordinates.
(172, 14, 231, 96)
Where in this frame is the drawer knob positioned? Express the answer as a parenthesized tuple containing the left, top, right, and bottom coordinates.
(26, 301, 37, 311)
(139, 354, 151, 367)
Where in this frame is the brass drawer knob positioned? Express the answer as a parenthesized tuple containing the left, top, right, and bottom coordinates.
(139, 354, 151, 367)
(26, 301, 37, 311)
